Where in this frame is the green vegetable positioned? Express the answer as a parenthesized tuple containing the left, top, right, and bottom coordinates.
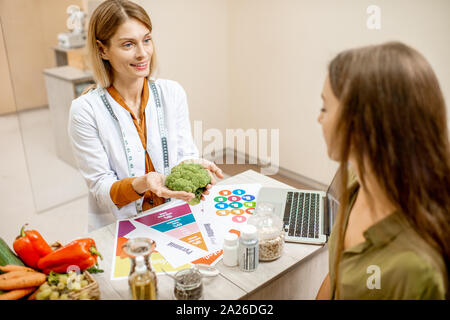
(39, 283, 50, 291)
(60, 293, 69, 300)
(36, 288, 52, 300)
(80, 280, 89, 288)
(57, 274, 68, 285)
(71, 282, 81, 291)
(48, 271, 64, 285)
(0, 237, 25, 268)
(49, 291, 60, 300)
(165, 163, 211, 205)
(86, 265, 104, 274)
(57, 281, 65, 290)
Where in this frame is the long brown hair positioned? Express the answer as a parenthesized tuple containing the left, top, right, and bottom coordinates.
(328, 42, 450, 298)
(85, 0, 158, 90)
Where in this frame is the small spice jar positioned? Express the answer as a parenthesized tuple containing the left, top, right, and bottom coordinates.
(173, 268, 203, 300)
(223, 232, 239, 267)
(248, 202, 285, 261)
(238, 225, 259, 271)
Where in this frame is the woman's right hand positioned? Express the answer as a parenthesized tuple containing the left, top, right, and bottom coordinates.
(132, 172, 195, 202)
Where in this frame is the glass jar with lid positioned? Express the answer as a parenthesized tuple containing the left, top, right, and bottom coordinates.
(173, 268, 203, 300)
(171, 264, 219, 300)
(247, 202, 285, 261)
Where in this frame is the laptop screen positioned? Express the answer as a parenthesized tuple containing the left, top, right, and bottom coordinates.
(324, 169, 341, 236)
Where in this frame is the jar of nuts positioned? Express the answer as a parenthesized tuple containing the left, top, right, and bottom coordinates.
(247, 202, 285, 261)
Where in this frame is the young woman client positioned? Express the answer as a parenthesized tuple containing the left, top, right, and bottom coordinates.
(316, 42, 449, 299)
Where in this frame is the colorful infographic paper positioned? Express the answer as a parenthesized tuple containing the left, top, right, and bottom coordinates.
(111, 184, 262, 280)
(135, 203, 209, 251)
(111, 201, 223, 280)
(190, 184, 262, 245)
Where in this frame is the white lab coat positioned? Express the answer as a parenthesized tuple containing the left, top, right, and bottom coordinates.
(68, 78, 199, 232)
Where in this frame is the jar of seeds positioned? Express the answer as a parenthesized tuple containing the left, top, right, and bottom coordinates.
(173, 268, 203, 300)
(248, 202, 285, 261)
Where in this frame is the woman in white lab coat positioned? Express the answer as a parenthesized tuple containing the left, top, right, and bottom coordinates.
(68, 0, 223, 231)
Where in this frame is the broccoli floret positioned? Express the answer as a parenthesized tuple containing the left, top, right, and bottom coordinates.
(165, 163, 211, 205)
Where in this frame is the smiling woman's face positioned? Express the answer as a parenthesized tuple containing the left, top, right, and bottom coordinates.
(98, 18, 153, 82)
(318, 75, 341, 161)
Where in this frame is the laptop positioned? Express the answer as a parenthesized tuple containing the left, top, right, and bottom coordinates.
(256, 171, 341, 245)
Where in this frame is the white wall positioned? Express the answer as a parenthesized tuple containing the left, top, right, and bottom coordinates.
(138, 0, 450, 185)
(138, 0, 231, 135)
(227, 0, 450, 185)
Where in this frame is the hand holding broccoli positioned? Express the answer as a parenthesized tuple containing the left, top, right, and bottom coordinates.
(191, 158, 225, 184)
(130, 159, 223, 205)
(165, 162, 220, 205)
(132, 172, 196, 202)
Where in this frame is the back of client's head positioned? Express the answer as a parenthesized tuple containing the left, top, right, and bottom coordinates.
(328, 41, 450, 297)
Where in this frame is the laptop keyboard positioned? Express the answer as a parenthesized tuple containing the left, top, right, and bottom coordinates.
(283, 192, 320, 239)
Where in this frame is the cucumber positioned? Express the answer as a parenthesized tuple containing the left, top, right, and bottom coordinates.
(0, 237, 25, 267)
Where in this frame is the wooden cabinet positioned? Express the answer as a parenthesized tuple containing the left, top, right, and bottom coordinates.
(43, 66, 94, 168)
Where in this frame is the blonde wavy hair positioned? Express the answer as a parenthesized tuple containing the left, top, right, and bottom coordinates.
(84, 0, 158, 90)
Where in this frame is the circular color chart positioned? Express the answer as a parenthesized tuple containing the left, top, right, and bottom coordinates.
(231, 209, 244, 215)
(245, 208, 255, 215)
(228, 195, 241, 202)
(229, 202, 243, 209)
(214, 188, 256, 220)
(216, 209, 229, 216)
(219, 190, 232, 196)
(215, 203, 229, 209)
(214, 196, 227, 202)
(232, 216, 247, 223)
(243, 201, 256, 208)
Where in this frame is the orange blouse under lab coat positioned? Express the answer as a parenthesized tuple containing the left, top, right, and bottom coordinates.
(108, 78, 165, 211)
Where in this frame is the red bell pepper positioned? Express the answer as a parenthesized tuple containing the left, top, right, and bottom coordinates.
(13, 224, 53, 269)
(37, 238, 103, 274)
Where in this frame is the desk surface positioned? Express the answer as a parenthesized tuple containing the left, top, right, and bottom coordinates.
(87, 170, 323, 300)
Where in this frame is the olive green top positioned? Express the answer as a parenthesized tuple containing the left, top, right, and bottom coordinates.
(328, 181, 448, 300)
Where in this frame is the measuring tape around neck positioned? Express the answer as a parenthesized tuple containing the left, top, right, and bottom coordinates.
(150, 81, 170, 177)
(99, 80, 171, 216)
